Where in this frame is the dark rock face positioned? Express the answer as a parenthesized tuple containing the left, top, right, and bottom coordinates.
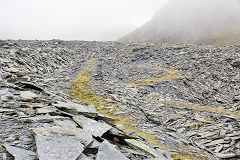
(120, 0, 240, 44)
(0, 40, 240, 159)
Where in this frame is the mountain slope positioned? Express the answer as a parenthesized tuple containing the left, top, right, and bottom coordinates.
(120, 0, 240, 44)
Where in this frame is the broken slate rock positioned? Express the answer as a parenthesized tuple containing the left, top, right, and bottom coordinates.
(18, 81, 43, 91)
(115, 124, 126, 130)
(33, 126, 93, 160)
(0, 108, 15, 113)
(0, 89, 9, 95)
(108, 128, 138, 140)
(3, 144, 36, 160)
(96, 141, 129, 160)
(77, 153, 91, 160)
(54, 101, 98, 117)
(216, 153, 240, 159)
(125, 139, 170, 159)
(19, 91, 38, 101)
(21, 115, 68, 123)
(232, 61, 240, 68)
(53, 120, 95, 147)
(97, 113, 115, 122)
(73, 115, 112, 137)
(53, 119, 78, 129)
(36, 106, 58, 115)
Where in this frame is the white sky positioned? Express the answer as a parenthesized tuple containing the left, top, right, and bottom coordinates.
(0, 0, 166, 40)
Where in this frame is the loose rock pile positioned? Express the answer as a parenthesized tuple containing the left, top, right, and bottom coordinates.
(0, 40, 240, 160)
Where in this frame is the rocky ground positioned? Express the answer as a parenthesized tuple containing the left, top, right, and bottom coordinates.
(0, 40, 240, 160)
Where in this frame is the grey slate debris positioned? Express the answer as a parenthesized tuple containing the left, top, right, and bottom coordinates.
(1, 40, 240, 159)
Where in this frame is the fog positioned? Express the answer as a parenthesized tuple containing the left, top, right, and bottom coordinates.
(0, 0, 166, 41)
(121, 0, 240, 44)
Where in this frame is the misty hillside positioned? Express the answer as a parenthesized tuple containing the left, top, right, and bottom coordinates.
(120, 0, 240, 44)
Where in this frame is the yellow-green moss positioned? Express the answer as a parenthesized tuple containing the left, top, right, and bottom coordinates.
(70, 72, 107, 107)
(171, 154, 206, 160)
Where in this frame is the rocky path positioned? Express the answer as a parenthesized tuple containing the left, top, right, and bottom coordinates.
(0, 40, 240, 160)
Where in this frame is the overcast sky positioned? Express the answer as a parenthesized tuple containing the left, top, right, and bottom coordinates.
(0, 0, 166, 41)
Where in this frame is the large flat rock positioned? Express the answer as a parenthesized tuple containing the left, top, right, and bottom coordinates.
(54, 101, 98, 117)
(33, 126, 94, 160)
(73, 115, 112, 137)
(96, 141, 129, 160)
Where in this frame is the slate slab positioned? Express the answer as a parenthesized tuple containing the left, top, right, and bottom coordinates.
(54, 101, 98, 117)
(73, 115, 112, 137)
(33, 126, 93, 160)
(36, 106, 58, 114)
(3, 144, 36, 160)
(21, 115, 68, 123)
(96, 141, 129, 160)
(19, 91, 38, 101)
(125, 139, 170, 159)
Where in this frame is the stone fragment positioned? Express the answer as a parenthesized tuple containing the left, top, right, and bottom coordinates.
(36, 106, 58, 114)
(6, 67, 21, 73)
(121, 146, 146, 157)
(96, 141, 129, 160)
(73, 115, 112, 137)
(214, 145, 223, 153)
(54, 101, 98, 117)
(108, 128, 138, 140)
(0, 89, 14, 102)
(88, 139, 101, 149)
(125, 139, 168, 159)
(0, 108, 15, 113)
(18, 81, 43, 91)
(194, 117, 215, 123)
(33, 126, 93, 160)
(232, 61, 240, 68)
(0, 89, 9, 95)
(77, 153, 91, 160)
(97, 113, 115, 122)
(3, 144, 36, 160)
(217, 153, 240, 159)
(53, 119, 78, 129)
(21, 115, 68, 123)
(115, 124, 126, 130)
(19, 91, 37, 101)
(205, 139, 225, 147)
